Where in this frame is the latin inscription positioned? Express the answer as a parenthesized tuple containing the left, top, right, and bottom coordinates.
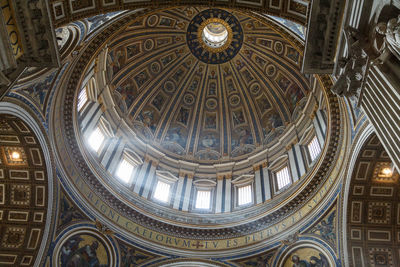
(54, 107, 346, 251)
(1, 0, 23, 58)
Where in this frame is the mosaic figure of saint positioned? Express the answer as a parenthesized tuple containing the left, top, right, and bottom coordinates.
(61, 239, 108, 267)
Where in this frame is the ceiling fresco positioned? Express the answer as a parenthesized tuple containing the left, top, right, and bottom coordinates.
(54, 4, 345, 257)
(106, 7, 310, 163)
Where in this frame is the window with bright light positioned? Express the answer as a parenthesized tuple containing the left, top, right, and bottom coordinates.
(195, 190, 211, 209)
(238, 184, 252, 206)
(115, 158, 135, 184)
(307, 136, 321, 162)
(202, 22, 228, 48)
(88, 127, 104, 152)
(77, 87, 88, 111)
(276, 166, 291, 190)
(154, 180, 171, 203)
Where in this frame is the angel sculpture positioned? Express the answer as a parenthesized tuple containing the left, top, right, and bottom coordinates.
(375, 15, 400, 63)
(331, 27, 368, 98)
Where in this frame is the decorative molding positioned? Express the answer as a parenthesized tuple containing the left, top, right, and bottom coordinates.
(51, 7, 344, 256)
(49, 0, 309, 28)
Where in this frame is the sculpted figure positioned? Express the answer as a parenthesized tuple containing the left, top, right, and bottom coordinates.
(332, 27, 368, 97)
(375, 15, 400, 62)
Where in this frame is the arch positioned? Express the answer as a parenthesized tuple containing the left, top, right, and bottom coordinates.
(342, 123, 400, 266)
(0, 101, 56, 267)
(341, 122, 374, 266)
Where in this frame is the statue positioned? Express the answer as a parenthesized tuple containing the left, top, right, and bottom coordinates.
(375, 15, 400, 63)
(331, 27, 368, 98)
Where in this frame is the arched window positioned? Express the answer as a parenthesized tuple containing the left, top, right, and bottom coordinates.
(116, 157, 135, 184)
(115, 149, 142, 184)
(299, 124, 322, 167)
(307, 135, 321, 162)
(269, 155, 292, 193)
(195, 190, 211, 209)
(154, 180, 171, 203)
(87, 126, 105, 153)
(232, 174, 254, 208)
(86, 117, 113, 155)
(77, 87, 88, 111)
(153, 170, 178, 204)
(276, 166, 291, 190)
(193, 179, 216, 211)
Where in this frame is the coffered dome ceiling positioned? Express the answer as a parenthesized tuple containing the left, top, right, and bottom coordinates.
(106, 7, 310, 163)
(53, 6, 345, 256)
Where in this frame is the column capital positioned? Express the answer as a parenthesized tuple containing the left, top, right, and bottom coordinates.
(262, 161, 268, 168)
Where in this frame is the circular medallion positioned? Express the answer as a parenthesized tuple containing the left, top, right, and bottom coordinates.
(147, 15, 158, 27)
(144, 39, 154, 51)
(278, 243, 335, 267)
(56, 229, 116, 267)
(150, 62, 161, 74)
(274, 41, 284, 54)
(229, 94, 241, 106)
(250, 83, 261, 95)
(187, 9, 243, 64)
(183, 93, 195, 105)
(164, 80, 176, 94)
(206, 98, 218, 110)
(265, 64, 276, 77)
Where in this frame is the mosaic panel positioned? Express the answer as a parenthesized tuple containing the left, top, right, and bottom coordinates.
(306, 205, 337, 247)
(58, 233, 110, 266)
(233, 248, 276, 266)
(118, 239, 159, 266)
(57, 190, 87, 232)
(103, 8, 311, 162)
(281, 247, 330, 266)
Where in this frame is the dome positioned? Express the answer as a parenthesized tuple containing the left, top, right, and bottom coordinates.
(69, 7, 333, 228)
(104, 8, 310, 164)
(5, 0, 399, 264)
(52, 5, 343, 256)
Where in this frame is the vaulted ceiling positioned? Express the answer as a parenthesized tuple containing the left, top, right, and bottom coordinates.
(0, 115, 49, 266)
(347, 133, 400, 267)
(106, 7, 310, 162)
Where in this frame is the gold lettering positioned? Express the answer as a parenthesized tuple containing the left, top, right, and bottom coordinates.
(182, 240, 191, 247)
(155, 234, 164, 242)
(0, 0, 23, 58)
(59, 114, 347, 251)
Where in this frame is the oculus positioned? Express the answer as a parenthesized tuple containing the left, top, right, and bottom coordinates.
(187, 9, 243, 64)
(200, 20, 231, 49)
